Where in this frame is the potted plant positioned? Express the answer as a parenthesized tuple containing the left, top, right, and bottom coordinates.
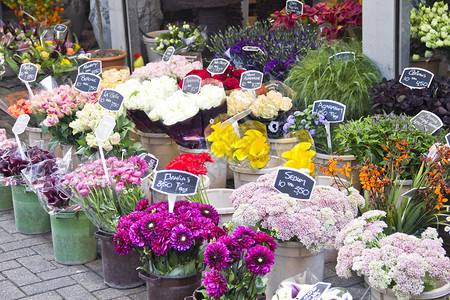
(113, 199, 225, 300)
(230, 171, 365, 297)
(335, 210, 450, 300)
(189, 227, 276, 299)
(0, 133, 17, 211)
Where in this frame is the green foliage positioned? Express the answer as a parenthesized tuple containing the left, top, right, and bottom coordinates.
(284, 42, 382, 120)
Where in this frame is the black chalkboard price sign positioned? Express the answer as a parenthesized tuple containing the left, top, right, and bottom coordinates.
(298, 282, 332, 300)
(446, 132, 450, 146)
(182, 75, 202, 94)
(139, 153, 159, 179)
(239, 70, 263, 90)
(400, 67, 434, 89)
(312, 100, 346, 123)
(152, 170, 199, 195)
(286, 0, 303, 15)
(54, 24, 68, 33)
(74, 73, 101, 93)
(273, 168, 316, 201)
(207, 58, 230, 75)
(410, 110, 443, 134)
(162, 46, 175, 63)
(329, 52, 355, 63)
(98, 89, 124, 112)
(78, 61, 102, 75)
(18, 63, 38, 82)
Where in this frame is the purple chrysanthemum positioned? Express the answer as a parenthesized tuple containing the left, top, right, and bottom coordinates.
(197, 204, 220, 226)
(218, 235, 242, 263)
(254, 231, 277, 251)
(129, 222, 147, 247)
(170, 224, 194, 251)
(233, 226, 256, 249)
(203, 224, 227, 242)
(245, 245, 275, 276)
(204, 241, 231, 270)
(202, 269, 228, 298)
(113, 229, 132, 255)
(140, 213, 164, 240)
(135, 198, 150, 211)
(151, 230, 171, 256)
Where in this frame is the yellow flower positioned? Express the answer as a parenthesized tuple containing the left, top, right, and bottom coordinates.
(44, 41, 53, 45)
(282, 142, 316, 175)
(73, 43, 80, 51)
(60, 59, 71, 65)
(41, 51, 49, 59)
(233, 129, 270, 169)
(206, 122, 239, 158)
(36, 46, 45, 51)
(22, 59, 30, 63)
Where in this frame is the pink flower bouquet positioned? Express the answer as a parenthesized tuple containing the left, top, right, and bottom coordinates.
(231, 171, 365, 252)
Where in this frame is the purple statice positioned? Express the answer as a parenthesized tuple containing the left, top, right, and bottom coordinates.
(202, 270, 228, 298)
(254, 231, 277, 251)
(135, 198, 150, 211)
(113, 229, 133, 255)
(170, 224, 194, 251)
(233, 226, 256, 249)
(245, 245, 274, 276)
(204, 242, 231, 271)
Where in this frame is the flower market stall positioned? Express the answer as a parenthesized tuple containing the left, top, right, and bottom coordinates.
(0, 0, 449, 299)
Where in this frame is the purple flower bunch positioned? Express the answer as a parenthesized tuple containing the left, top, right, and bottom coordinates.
(113, 200, 223, 276)
(62, 156, 147, 232)
(336, 210, 450, 299)
(231, 171, 365, 253)
(201, 226, 276, 299)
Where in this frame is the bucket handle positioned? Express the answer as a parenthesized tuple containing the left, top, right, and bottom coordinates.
(94, 230, 114, 240)
(138, 271, 162, 287)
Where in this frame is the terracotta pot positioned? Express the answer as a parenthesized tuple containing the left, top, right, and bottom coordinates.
(87, 49, 127, 69)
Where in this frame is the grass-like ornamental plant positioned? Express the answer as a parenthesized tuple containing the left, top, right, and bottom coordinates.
(285, 43, 381, 120)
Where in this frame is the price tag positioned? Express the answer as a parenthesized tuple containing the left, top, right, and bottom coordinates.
(54, 24, 68, 33)
(239, 70, 263, 90)
(286, 0, 303, 15)
(95, 115, 116, 142)
(182, 75, 202, 94)
(297, 282, 331, 300)
(242, 46, 263, 53)
(399, 67, 434, 89)
(139, 153, 159, 179)
(273, 168, 316, 201)
(12, 114, 30, 135)
(152, 170, 199, 196)
(98, 89, 124, 112)
(74, 73, 101, 93)
(162, 46, 175, 63)
(207, 58, 230, 75)
(401, 188, 427, 198)
(329, 52, 355, 63)
(18, 63, 38, 82)
(78, 61, 102, 75)
(312, 100, 346, 123)
(410, 110, 443, 134)
(446, 132, 450, 146)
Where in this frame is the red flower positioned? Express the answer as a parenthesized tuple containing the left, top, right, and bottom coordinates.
(231, 69, 246, 80)
(212, 73, 227, 82)
(166, 152, 213, 176)
(187, 69, 211, 80)
(224, 77, 240, 90)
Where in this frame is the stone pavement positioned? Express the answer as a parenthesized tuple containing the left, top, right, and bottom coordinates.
(0, 207, 370, 300)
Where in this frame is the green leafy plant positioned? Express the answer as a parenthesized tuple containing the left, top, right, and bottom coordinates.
(284, 42, 381, 120)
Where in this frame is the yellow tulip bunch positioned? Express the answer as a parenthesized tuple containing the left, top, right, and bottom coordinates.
(282, 142, 316, 176)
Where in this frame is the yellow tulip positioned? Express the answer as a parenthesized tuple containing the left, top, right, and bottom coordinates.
(60, 59, 71, 65)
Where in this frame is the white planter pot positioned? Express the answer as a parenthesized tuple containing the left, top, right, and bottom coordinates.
(369, 280, 450, 300)
(315, 152, 360, 190)
(230, 156, 286, 188)
(205, 188, 234, 227)
(142, 30, 169, 62)
(268, 137, 298, 157)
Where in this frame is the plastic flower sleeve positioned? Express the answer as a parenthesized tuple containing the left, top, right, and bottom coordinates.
(152, 23, 208, 55)
(0, 144, 30, 183)
(205, 113, 235, 163)
(233, 120, 271, 169)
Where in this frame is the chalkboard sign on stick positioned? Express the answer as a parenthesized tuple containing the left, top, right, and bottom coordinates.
(410, 110, 443, 134)
(329, 52, 355, 63)
(298, 282, 332, 300)
(12, 114, 30, 135)
(242, 46, 263, 53)
(74, 73, 101, 93)
(286, 0, 303, 15)
(207, 58, 230, 75)
(273, 168, 316, 201)
(78, 61, 102, 75)
(95, 115, 116, 142)
(152, 170, 199, 196)
(446, 132, 450, 146)
(162, 46, 175, 63)
(312, 100, 346, 123)
(239, 70, 263, 90)
(54, 24, 68, 33)
(399, 67, 434, 89)
(139, 153, 159, 179)
(98, 89, 124, 112)
(182, 75, 202, 94)
(18, 63, 38, 82)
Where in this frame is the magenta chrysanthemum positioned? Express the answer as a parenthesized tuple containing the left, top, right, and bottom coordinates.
(202, 270, 228, 298)
(204, 242, 231, 271)
(245, 245, 274, 276)
(135, 198, 150, 211)
(217, 235, 242, 263)
(198, 204, 220, 226)
(203, 224, 227, 242)
(113, 229, 132, 255)
(140, 213, 164, 240)
(233, 226, 256, 248)
(254, 231, 277, 251)
(170, 224, 194, 251)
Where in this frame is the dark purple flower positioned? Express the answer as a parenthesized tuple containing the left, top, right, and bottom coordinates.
(151, 230, 171, 256)
(245, 245, 274, 276)
(140, 213, 164, 240)
(204, 241, 230, 270)
(217, 235, 242, 263)
(170, 224, 194, 251)
(113, 229, 132, 255)
(129, 222, 147, 247)
(254, 231, 277, 251)
(203, 224, 227, 242)
(202, 269, 228, 298)
(197, 204, 220, 226)
(233, 226, 256, 249)
(135, 198, 150, 211)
